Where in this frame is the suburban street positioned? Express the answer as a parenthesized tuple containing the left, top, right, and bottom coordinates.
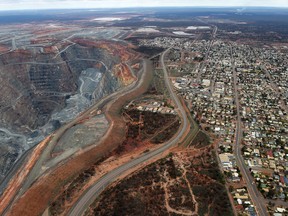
(68, 49, 195, 216)
(231, 48, 269, 216)
(261, 65, 288, 113)
(196, 25, 218, 83)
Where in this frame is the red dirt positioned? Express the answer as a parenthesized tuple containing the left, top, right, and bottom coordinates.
(72, 38, 137, 62)
(113, 63, 136, 85)
(0, 45, 9, 52)
(32, 28, 70, 36)
(5, 60, 153, 216)
(43, 46, 58, 53)
(0, 136, 52, 215)
(13, 49, 31, 55)
(31, 37, 56, 44)
(131, 63, 140, 69)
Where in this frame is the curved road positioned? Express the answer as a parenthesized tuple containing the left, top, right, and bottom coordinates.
(0, 59, 148, 215)
(68, 48, 190, 216)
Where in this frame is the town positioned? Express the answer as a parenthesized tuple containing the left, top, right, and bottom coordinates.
(0, 6, 288, 216)
(140, 36, 288, 215)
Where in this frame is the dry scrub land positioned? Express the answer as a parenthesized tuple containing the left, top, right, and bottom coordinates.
(49, 109, 180, 215)
(87, 144, 233, 216)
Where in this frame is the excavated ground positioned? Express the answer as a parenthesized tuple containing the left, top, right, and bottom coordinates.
(5, 59, 152, 216)
(0, 29, 137, 184)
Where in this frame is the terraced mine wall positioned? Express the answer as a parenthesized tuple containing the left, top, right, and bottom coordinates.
(0, 43, 127, 186)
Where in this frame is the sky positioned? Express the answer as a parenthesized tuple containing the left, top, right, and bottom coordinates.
(0, 0, 287, 11)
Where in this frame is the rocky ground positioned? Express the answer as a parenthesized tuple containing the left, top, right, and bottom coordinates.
(0, 24, 138, 184)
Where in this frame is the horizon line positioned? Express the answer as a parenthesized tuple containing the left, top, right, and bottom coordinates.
(0, 5, 288, 12)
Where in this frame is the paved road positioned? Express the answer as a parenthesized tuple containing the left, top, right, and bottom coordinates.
(68, 49, 191, 216)
(231, 48, 269, 216)
(20, 61, 147, 190)
(196, 26, 217, 83)
(0, 59, 150, 215)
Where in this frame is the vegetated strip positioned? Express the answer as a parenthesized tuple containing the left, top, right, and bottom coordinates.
(6, 59, 153, 216)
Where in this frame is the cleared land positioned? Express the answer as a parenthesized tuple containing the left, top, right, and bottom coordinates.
(49, 109, 180, 216)
(87, 144, 233, 216)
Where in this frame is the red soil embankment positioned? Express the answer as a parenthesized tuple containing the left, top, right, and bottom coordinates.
(6, 60, 153, 216)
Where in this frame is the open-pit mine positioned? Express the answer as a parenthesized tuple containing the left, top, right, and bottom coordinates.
(0, 8, 241, 216)
(0, 13, 144, 213)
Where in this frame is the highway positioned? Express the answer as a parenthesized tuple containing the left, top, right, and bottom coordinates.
(231, 48, 269, 216)
(68, 48, 191, 216)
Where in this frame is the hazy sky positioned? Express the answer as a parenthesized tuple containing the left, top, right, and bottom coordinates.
(0, 0, 287, 10)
